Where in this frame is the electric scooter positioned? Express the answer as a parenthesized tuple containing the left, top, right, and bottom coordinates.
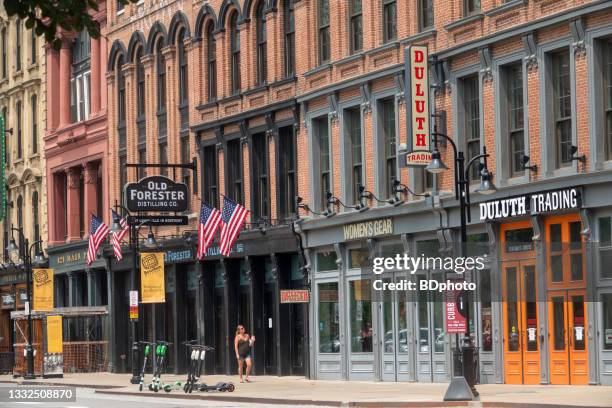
(189, 344, 235, 393)
(149, 341, 181, 392)
(138, 341, 154, 391)
(182, 340, 199, 393)
(184, 344, 215, 393)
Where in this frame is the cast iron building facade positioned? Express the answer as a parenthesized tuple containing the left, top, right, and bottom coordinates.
(105, 0, 305, 376)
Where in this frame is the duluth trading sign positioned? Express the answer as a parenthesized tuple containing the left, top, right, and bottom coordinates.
(125, 175, 188, 212)
(479, 187, 582, 221)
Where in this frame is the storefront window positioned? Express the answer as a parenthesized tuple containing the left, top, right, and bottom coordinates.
(380, 242, 403, 259)
(504, 228, 533, 253)
(432, 273, 444, 353)
(467, 233, 488, 256)
(524, 266, 537, 352)
(318, 282, 339, 353)
(571, 295, 585, 351)
(317, 252, 337, 271)
(349, 248, 369, 269)
(602, 293, 612, 350)
(416, 239, 439, 257)
(417, 281, 429, 352)
(398, 289, 408, 353)
(349, 279, 372, 353)
(506, 266, 519, 352)
(552, 296, 565, 350)
(382, 279, 393, 353)
(600, 217, 612, 279)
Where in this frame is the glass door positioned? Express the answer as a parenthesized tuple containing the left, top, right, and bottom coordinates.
(347, 278, 373, 380)
(548, 290, 588, 385)
(502, 261, 540, 384)
(415, 273, 446, 382)
(379, 276, 409, 381)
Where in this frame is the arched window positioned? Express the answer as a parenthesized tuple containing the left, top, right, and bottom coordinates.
(17, 195, 23, 231)
(31, 94, 37, 154)
(256, 1, 267, 85)
(156, 40, 166, 111)
(117, 56, 126, 126)
(177, 28, 188, 105)
(135, 47, 145, 118)
(206, 23, 217, 100)
(32, 191, 39, 250)
(283, 0, 295, 78)
(230, 12, 241, 93)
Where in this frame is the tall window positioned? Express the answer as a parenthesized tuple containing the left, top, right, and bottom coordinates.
(606, 41, 612, 161)
(15, 20, 22, 71)
(380, 99, 396, 199)
(71, 30, 91, 123)
(116, 56, 127, 202)
(462, 75, 480, 181)
(226, 139, 243, 203)
(345, 107, 362, 205)
(16, 101, 22, 159)
(252, 132, 269, 220)
(318, 0, 330, 64)
(17, 195, 23, 231)
(156, 40, 166, 112)
(230, 13, 241, 93)
(177, 28, 188, 107)
(464, 0, 481, 16)
(203, 145, 218, 208)
(117, 58, 126, 125)
(284, 0, 295, 77)
(30, 28, 36, 64)
(419, 0, 433, 30)
(32, 191, 39, 251)
(31, 94, 37, 154)
(256, 2, 267, 85)
(278, 126, 296, 220)
(136, 47, 145, 118)
(2, 107, 7, 165)
(206, 23, 217, 100)
(506, 63, 524, 177)
(1, 28, 6, 77)
(552, 50, 572, 168)
(382, 0, 397, 43)
(315, 117, 330, 210)
(349, 0, 362, 53)
(180, 135, 190, 207)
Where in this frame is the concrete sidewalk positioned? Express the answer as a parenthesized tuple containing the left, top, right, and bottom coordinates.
(2, 373, 612, 407)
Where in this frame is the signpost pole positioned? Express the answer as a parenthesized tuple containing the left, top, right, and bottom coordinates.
(129, 221, 140, 384)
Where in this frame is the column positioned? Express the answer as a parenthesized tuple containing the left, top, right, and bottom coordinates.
(83, 162, 99, 236)
(66, 167, 81, 242)
(46, 47, 60, 130)
(106, 266, 116, 372)
(68, 272, 77, 307)
(59, 41, 72, 127)
(86, 269, 97, 306)
(100, 33, 108, 111)
(90, 37, 101, 114)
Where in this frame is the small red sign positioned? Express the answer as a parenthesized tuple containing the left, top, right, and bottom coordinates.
(280, 290, 310, 303)
(129, 305, 139, 320)
(445, 287, 467, 334)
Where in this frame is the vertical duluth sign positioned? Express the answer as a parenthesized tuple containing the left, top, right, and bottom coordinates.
(479, 187, 582, 221)
(403, 44, 432, 167)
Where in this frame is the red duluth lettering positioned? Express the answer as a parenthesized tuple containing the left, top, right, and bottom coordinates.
(410, 46, 430, 155)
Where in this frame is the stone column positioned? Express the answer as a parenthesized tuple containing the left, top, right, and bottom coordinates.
(59, 41, 72, 127)
(45, 47, 60, 130)
(106, 265, 116, 372)
(66, 167, 82, 242)
(68, 272, 78, 307)
(100, 30, 108, 111)
(83, 162, 99, 237)
(90, 37, 101, 114)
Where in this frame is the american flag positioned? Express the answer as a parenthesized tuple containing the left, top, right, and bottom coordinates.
(219, 196, 249, 257)
(86, 215, 110, 266)
(111, 210, 129, 260)
(197, 202, 222, 260)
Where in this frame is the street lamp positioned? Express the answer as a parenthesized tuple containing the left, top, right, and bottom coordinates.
(426, 132, 496, 400)
(7, 225, 46, 380)
(112, 203, 156, 383)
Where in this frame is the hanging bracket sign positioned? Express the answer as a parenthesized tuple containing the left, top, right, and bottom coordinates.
(401, 44, 432, 167)
(125, 175, 189, 212)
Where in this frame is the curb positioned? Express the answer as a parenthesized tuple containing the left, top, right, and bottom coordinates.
(0, 379, 123, 390)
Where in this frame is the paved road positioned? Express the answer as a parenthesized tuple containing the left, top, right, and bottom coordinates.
(0, 385, 318, 408)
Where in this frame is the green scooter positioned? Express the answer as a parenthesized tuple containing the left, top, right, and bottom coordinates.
(149, 341, 182, 393)
(138, 341, 154, 391)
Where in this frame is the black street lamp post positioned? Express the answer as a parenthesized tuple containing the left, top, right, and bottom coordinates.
(7, 226, 45, 380)
(111, 202, 156, 384)
(426, 131, 496, 400)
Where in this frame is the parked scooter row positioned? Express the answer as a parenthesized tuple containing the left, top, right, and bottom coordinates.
(136, 340, 234, 393)
(183, 340, 235, 393)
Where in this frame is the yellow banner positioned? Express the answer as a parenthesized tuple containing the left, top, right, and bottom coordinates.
(141, 252, 165, 303)
(33, 269, 54, 311)
(47, 315, 63, 353)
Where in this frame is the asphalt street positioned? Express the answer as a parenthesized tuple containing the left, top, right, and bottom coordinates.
(0, 385, 318, 408)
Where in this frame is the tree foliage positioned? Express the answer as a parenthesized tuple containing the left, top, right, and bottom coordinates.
(3, 0, 137, 49)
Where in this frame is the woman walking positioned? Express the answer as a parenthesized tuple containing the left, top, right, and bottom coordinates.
(234, 325, 255, 383)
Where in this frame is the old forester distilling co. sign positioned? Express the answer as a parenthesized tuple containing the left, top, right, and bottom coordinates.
(125, 175, 189, 212)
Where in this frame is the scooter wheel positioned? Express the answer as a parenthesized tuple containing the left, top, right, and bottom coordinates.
(148, 384, 153, 391)
(153, 385, 159, 392)
(227, 383, 235, 392)
(139, 383, 143, 392)
(183, 383, 188, 393)
(164, 385, 172, 393)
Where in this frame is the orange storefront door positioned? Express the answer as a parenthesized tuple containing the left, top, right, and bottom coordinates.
(548, 290, 588, 385)
(503, 260, 540, 384)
